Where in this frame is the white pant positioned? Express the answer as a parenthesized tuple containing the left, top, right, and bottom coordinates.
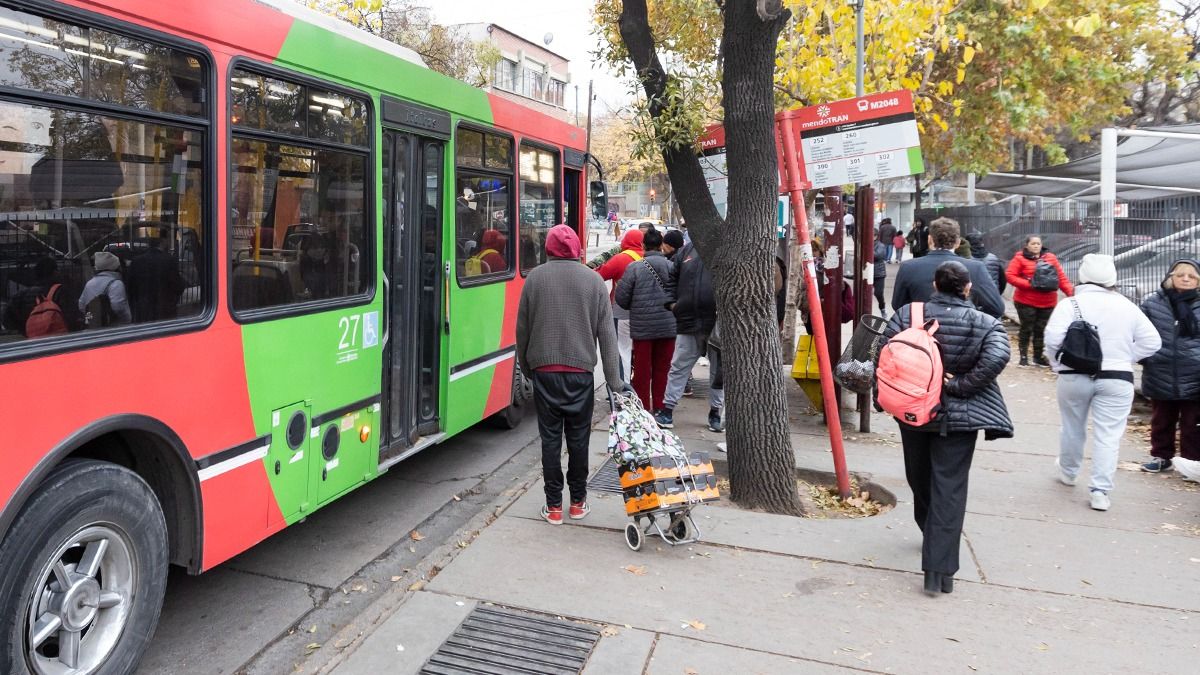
(616, 318, 632, 380)
(1057, 374, 1134, 494)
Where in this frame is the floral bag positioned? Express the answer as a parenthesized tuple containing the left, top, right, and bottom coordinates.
(607, 390, 688, 466)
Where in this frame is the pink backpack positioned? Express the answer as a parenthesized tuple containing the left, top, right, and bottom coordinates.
(877, 302, 943, 426)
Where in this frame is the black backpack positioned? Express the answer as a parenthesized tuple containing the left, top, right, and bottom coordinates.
(1031, 259, 1059, 292)
(1057, 299, 1102, 374)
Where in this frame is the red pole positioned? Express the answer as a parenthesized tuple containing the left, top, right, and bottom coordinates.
(775, 110, 852, 499)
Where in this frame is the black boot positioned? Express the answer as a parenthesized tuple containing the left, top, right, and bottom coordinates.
(941, 575, 954, 594)
(1033, 354, 1050, 367)
(923, 571, 942, 596)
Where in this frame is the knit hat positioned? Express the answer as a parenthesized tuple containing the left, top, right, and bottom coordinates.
(663, 230, 685, 249)
(1077, 253, 1117, 288)
(544, 224, 580, 259)
(93, 250, 120, 272)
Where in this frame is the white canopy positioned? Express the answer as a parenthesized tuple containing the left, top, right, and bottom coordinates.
(977, 124, 1200, 201)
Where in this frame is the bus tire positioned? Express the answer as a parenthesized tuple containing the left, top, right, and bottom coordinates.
(491, 364, 531, 430)
(0, 459, 169, 675)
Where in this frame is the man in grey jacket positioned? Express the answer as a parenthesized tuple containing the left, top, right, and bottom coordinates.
(517, 225, 624, 525)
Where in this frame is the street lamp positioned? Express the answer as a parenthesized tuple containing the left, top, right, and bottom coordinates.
(847, 0, 865, 97)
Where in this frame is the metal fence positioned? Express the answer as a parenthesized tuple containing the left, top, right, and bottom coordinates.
(919, 195, 1200, 303)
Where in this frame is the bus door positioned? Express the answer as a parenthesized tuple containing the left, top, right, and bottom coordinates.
(381, 128, 444, 461)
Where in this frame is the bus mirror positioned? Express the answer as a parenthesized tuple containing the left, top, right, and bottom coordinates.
(589, 180, 608, 219)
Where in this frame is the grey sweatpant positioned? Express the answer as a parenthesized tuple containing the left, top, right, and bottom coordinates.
(663, 332, 724, 411)
(1057, 374, 1135, 494)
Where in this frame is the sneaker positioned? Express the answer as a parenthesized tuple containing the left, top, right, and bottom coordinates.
(1033, 355, 1051, 367)
(1141, 458, 1172, 473)
(568, 501, 590, 520)
(683, 379, 695, 397)
(1089, 490, 1110, 511)
(541, 505, 563, 525)
(654, 408, 674, 428)
(707, 409, 724, 433)
(1055, 458, 1076, 486)
(1174, 457, 1200, 482)
(1019, 356, 1029, 367)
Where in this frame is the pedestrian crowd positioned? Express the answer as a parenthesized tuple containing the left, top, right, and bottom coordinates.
(870, 214, 1199, 596)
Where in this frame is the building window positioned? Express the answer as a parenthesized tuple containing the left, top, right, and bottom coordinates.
(518, 144, 560, 273)
(520, 66, 543, 99)
(229, 67, 371, 313)
(0, 6, 210, 345)
(546, 80, 566, 107)
(494, 59, 516, 91)
(455, 127, 514, 283)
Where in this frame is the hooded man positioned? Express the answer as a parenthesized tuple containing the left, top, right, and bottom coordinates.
(517, 225, 624, 525)
(596, 228, 645, 378)
(965, 232, 1006, 294)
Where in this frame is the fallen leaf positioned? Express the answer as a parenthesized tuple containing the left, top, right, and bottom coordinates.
(600, 625, 621, 637)
(391, 576, 403, 582)
(410, 530, 426, 541)
(1160, 523, 1183, 531)
(685, 620, 706, 631)
(305, 643, 321, 651)
(1080, 579, 1092, 586)
(623, 565, 647, 576)
(408, 581, 426, 591)
(452, 495, 462, 501)
(685, 669, 699, 675)
(1036, 643, 1049, 651)
(307, 625, 317, 634)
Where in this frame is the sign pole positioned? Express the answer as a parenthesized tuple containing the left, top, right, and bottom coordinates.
(850, 0, 874, 433)
(777, 110, 852, 499)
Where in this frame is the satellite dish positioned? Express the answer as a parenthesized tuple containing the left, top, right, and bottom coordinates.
(543, 32, 554, 46)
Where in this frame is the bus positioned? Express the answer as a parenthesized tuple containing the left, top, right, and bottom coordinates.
(0, 1, 603, 672)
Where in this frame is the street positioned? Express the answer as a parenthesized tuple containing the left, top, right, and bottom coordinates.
(137, 415, 545, 675)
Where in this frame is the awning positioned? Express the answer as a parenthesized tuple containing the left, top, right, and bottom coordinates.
(976, 124, 1200, 201)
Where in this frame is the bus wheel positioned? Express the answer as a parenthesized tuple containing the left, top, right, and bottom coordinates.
(0, 460, 169, 675)
(492, 364, 532, 430)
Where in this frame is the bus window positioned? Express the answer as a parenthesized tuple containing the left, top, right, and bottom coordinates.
(229, 67, 371, 314)
(454, 127, 514, 283)
(0, 101, 207, 343)
(518, 143, 560, 273)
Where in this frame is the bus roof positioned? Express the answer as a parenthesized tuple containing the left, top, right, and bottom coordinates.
(256, 0, 426, 69)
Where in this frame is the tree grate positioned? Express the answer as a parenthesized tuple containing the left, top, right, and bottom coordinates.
(420, 605, 600, 675)
(586, 457, 623, 495)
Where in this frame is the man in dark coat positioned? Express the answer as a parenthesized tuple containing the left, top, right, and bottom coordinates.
(965, 231, 1006, 294)
(907, 218, 930, 258)
(878, 218, 898, 263)
(654, 240, 724, 433)
(127, 229, 186, 322)
(892, 217, 1005, 319)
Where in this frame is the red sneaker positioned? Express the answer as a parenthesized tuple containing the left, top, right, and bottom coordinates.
(568, 501, 590, 520)
(541, 505, 563, 525)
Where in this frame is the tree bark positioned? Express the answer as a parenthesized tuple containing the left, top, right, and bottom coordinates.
(618, 0, 803, 516)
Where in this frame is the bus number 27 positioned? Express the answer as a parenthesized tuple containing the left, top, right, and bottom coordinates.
(339, 315, 361, 350)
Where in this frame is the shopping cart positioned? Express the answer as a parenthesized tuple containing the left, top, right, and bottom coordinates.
(605, 389, 720, 551)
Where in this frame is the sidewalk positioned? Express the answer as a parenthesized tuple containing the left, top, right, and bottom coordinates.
(319, 341, 1199, 673)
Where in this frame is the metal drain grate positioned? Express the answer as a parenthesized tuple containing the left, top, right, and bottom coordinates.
(586, 457, 623, 494)
(421, 605, 600, 675)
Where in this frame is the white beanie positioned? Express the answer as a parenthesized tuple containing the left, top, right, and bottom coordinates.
(93, 250, 120, 272)
(1077, 253, 1117, 288)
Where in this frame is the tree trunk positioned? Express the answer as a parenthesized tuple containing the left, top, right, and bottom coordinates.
(618, 0, 803, 516)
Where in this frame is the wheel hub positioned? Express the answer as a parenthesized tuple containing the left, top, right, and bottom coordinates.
(52, 576, 101, 632)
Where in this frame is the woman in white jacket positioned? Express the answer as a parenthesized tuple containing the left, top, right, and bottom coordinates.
(1044, 254, 1161, 512)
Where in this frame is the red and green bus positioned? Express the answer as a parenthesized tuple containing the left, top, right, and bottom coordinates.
(0, 1, 601, 672)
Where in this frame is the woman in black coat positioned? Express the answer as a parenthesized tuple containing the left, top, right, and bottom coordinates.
(882, 261, 1013, 595)
(1139, 259, 1200, 473)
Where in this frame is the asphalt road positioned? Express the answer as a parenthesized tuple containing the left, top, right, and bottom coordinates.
(136, 413, 543, 675)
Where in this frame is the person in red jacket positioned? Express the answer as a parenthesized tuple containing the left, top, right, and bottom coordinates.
(1006, 235, 1074, 366)
(596, 228, 645, 378)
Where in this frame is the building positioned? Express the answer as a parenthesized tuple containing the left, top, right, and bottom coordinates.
(458, 23, 572, 122)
